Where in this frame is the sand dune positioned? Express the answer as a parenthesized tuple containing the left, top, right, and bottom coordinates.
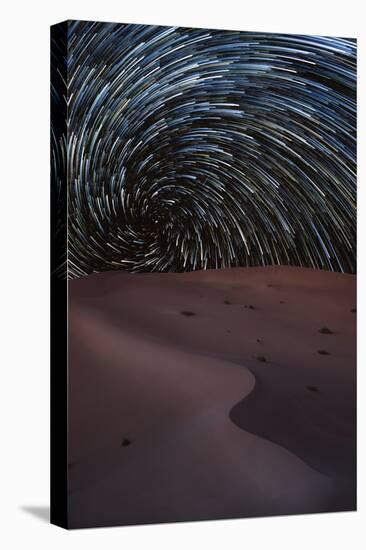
(68, 266, 356, 528)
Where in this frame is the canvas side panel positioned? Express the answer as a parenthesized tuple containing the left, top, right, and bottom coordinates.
(50, 20, 68, 529)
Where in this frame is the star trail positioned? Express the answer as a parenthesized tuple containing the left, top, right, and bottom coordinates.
(63, 21, 356, 277)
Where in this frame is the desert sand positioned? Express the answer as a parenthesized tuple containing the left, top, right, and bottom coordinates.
(68, 266, 356, 528)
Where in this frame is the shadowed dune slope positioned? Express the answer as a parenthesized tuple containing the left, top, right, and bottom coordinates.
(68, 266, 356, 528)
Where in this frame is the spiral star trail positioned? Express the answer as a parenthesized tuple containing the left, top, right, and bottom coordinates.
(63, 21, 356, 277)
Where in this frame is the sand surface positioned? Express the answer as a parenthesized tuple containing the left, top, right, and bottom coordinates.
(68, 266, 356, 528)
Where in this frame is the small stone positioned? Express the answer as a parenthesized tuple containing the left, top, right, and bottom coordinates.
(319, 327, 334, 335)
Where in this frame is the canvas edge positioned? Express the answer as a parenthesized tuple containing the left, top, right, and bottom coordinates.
(50, 20, 69, 529)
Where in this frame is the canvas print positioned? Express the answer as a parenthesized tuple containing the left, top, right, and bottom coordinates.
(51, 20, 356, 529)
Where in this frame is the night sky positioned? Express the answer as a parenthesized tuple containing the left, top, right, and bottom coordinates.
(63, 21, 356, 277)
